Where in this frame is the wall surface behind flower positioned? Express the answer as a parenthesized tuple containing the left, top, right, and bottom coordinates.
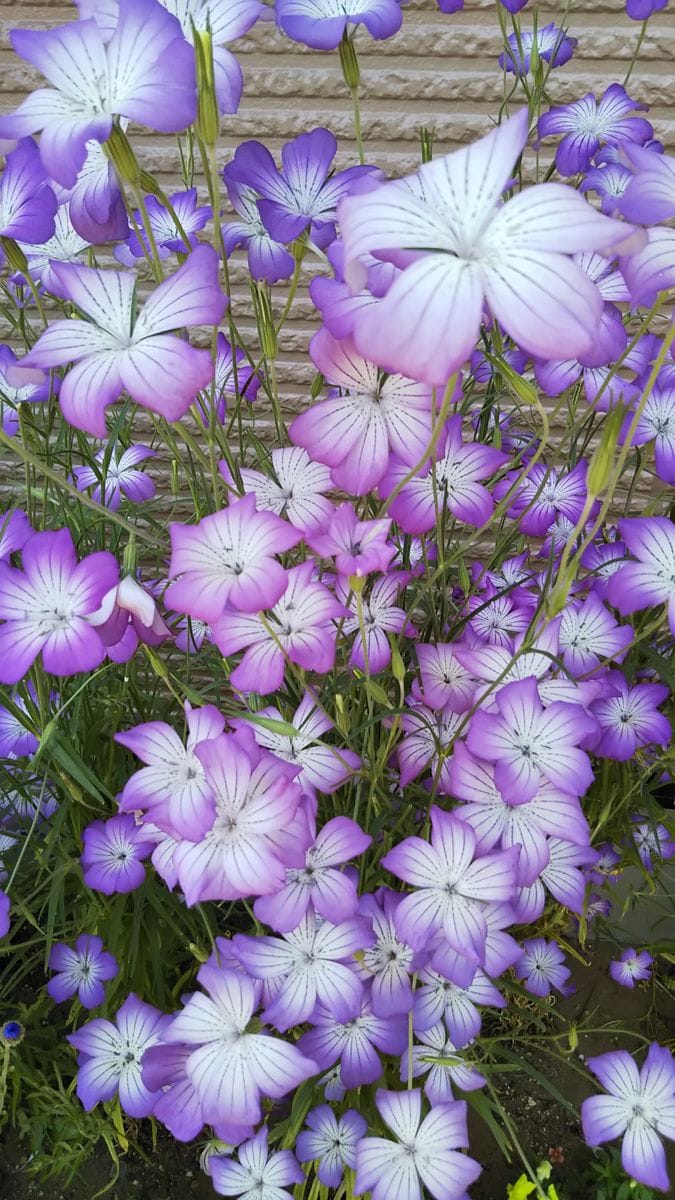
(1, 0, 674, 440)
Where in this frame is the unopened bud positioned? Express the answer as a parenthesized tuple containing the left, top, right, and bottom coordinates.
(389, 637, 406, 683)
(194, 27, 220, 147)
(338, 31, 360, 90)
(139, 170, 163, 198)
(143, 645, 168, 679)
(0, 237, 28, 274)
(104, 123, 140, 184)
(252, 283, 277, 358)
(457, 559, 471, 596)
(122, 534, 137, 577)
(587, 405, 624, 498)
(420, 126, 434, 164)
(311, 372, 325, 400)
(496, 355, 539, 406)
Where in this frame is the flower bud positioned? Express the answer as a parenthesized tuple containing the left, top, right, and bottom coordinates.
(496, 355, 539, 406)
(0, 237, 28, 275)
(389, 636, 406, 683)
(194, 27, 220, 147)
(338, 31, 360, 90)
(587, 405, 624, 498)
(104, 123, 140, 184)
(252, 283, 277, 359)
(420, 126, 434, 163)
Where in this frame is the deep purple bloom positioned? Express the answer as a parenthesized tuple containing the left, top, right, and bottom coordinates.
(413, 966, 505, 1044)
(357, 889, 418, 1015)
(87, 574, 170, 663)
(632, 819, 675, 870)
(466, 585, 532, 648)
(61, 138, 128, 244)
(68, 993, 168, 1117)
(81, 814, 155, 895)
(381, 416, 507, 534)
(209, 1128, 303, 1200)
(47, 934, 118, 1009)
(221, 174, 295, 283)
(513, 837, 600, 921)
(467, 677, 596, 802)
(516, 938, 571, 997)
(73, 444, 156, 510)
(0, 691, 39, 758)
(0, 346, 52, 433)
(382, 806, 518, 974)
(226, 128, 374, 247)
(0, 528, 118, 684)
(0, 508, 32, 562)
(116, 702, 225, 840)
(166, 494, 301, 623)
(339, 110, 635, 385)
(627, 381, 675, 484)
(163, 962, 318, 1128)
(581, 1043, 675, 1192)
(0, 138, 56, 242)
(222, 447, 333, 534)
(0, 0, 196, 186)
(210, 563, 345, 693)
(355, 1088, 482, 1200)
(558, 595, 633, 674)
(298, 994, 408, 1088)
(276, 0, 402, 51)
(234, 910, 372, 1030)
(494, 461, 589, 537)
(0, 890, 9, 938)
(608, 517, 675, 635)
(499, 23, 577, 76)
(18, 246, 226, 436)
(582, 162, 634, 215)
(626, 0, 668, 19)
(610, 948, 653, 988)
(538, 84, 653, 176)
(309, 504, 394, 577)
(115, 188, 212, 264)
(290, 326, 433, 495)
(297, 1105, 367, 1188)
(590, 674, 670, 761)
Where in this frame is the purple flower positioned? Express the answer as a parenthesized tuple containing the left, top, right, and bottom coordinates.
(382, 806, 518, 974)
(297, 1105, 367, 1188)
(626, 0, 668, 19)
(163, 962, 317, 1128)
(0, 890, 9, 938)
(336, 572, 414, 675)
(309, 504, 394, 577)
(298, 994, 408, 1088)
(170, 733, 306, 905)
(610, 948, 653, 988)
(608, 517, 675, 635)
(253, 814, 369, 932)
(277, 0, 402, 48)
(590, 674, 670, 761)
(17, 200, 90, 292)
(357, 890, 418, 1015)
(18, 246, 227, 436)
(226, 128, 373, 247)
(221, 174, 295, 283)
(209, 1128, 303, 1200)
(632, 820, 675, 871)
(68, 993, 168, 1117)
(620, 226, 675, 305)
(446, 742, 590, 887)
(0, 138, 56, 242)
(115, 188, 212, 264)
(537, 84, 653, 177)
(415, 642, 476, 712)
(222, 447, 333, 534)
(466, 585, 532, 648)
(619, 144, 675, 224)
(0, 346, 52, 433)
(0, 691, 38, 758)
(396, 701, 464, 789)
(0, 508, 32, 561)
(582, 162, 634, 215)
(495, 461, 589, 537)
(210, 563, 345, 693)
(516, 938, 571, 998)
(355, 1088, 482, 1200)
(167, 494, 300, 624)
(73, 444, 156, 511)
(513, 837, 600, 921)
(339, 110, 634, 386)
(290, 327, 433, 495)
(628, 382, 675, 485)
(581, 1043, 675, 1192)
(61, 139, 128, 244)
(81, 814, 155, 895)
(0, 0, 196, 186)
(401, 1023, 487, 1103)
(236, 693, 361, 802)
(47, 934, 118, 1009)
(0, 528, 118, 684)
(381, 416, 507, 534)
(499, 23, 577, 76)
(234, 910, 372, 1030)
(116, 702, 225, 840)
(87, 575, 171, 662)
(467, 677, 597, 802)
(413, 966, 505, 1044)
(558, 595, 633, 675)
